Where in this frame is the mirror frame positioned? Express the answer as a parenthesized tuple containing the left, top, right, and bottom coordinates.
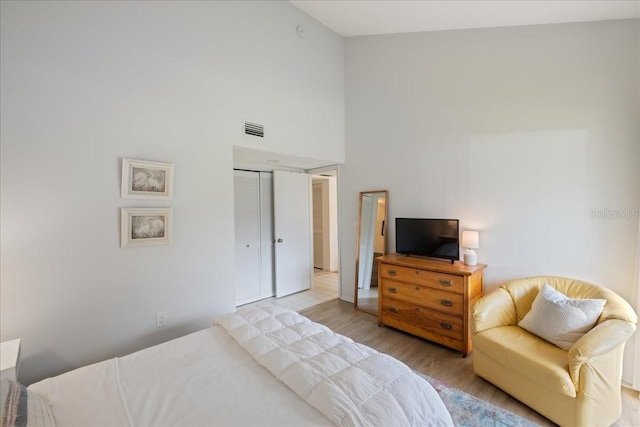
(354, 190, 388, 315)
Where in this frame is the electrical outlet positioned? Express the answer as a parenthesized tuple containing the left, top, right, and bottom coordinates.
(156, 311, 168, 328)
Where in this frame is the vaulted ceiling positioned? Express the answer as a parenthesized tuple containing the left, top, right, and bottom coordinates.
(289, 0, 640, 37)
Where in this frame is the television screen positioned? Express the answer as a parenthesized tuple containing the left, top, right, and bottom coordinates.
(395, 218, 459, 261)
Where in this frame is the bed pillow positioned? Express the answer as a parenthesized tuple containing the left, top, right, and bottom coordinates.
(518, 284, 606, 350)
(1, 377, 56, 427)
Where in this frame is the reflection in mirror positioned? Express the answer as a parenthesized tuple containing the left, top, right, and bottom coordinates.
(354, 190, 388, 315)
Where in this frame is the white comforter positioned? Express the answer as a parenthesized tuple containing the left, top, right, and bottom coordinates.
(217, 305, 453, 427)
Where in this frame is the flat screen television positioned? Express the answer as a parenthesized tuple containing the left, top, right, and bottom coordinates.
(395, 218, 459, 263)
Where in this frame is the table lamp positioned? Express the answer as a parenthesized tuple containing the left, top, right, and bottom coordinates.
(462, 230, 479, 266)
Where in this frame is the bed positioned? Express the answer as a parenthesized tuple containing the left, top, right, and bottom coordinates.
(2, 305, 453, 426)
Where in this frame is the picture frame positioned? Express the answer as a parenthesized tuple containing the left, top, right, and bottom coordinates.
(121, 158, 174, 199)
(121, 208, 173, 248)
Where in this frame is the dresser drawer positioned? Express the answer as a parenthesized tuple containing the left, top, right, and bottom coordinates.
(380, 279, 464, 316)
(380, 264, 463, 293)
(380, 298, 463, 342)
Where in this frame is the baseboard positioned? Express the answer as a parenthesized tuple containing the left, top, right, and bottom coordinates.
(621, 380, 640, 398)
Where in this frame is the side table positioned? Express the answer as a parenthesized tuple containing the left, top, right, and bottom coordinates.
(1, 338, 21, 382)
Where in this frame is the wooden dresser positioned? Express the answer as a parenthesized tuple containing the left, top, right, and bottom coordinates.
(377, 254, 486, 356)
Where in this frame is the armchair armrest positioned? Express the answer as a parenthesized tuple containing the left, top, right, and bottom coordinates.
(472, 288, 517, 334)
(568, 319, 637, 386)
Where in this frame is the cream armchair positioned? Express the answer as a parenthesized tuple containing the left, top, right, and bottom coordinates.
(472, 276, 637, 427)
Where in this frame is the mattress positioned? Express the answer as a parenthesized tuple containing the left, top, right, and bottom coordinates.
(29, 325, 331, 426)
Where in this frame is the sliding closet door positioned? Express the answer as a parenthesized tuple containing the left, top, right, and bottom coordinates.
(234, 170, 261, 303)
(274, 170, 312, 297)
(234, 170, 275, 305)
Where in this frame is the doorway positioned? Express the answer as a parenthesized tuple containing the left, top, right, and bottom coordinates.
(310, 168, 340, 301)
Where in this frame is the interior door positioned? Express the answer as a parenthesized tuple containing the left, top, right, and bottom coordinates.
(274, 170, 312, 297)
(312, 183, 323, 269)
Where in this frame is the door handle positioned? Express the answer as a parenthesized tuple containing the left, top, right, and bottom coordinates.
(277, 238, 283, 243)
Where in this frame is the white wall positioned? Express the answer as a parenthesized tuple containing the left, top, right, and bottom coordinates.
(0, 1, 344, 385)
(341, 19, 639, 380)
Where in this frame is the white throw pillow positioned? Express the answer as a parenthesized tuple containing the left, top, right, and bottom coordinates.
(518, 284, 606, 350)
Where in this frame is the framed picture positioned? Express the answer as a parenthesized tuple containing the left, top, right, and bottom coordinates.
(122, 158, 174, 199)
(121, 208, 173, 248)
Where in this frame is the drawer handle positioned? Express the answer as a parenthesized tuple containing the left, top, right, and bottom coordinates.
(388, 306, 398, 313)
(440, 299, 453, 307)
(439, 279, 453, 287)
(388, 270, 397, 276)
(440, 322, 453, 330)
(389, 287, 398, 293)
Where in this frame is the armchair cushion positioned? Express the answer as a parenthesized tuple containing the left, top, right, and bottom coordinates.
(518, 284, 605, 350)
(472, 325, 576, 397)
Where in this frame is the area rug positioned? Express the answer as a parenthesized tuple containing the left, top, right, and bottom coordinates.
(416, 373, 542, 427)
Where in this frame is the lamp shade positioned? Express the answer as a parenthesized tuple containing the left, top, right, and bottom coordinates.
(461, 230, 479, 249)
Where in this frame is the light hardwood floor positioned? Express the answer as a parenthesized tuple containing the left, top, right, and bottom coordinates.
(300, 299, 640, 427)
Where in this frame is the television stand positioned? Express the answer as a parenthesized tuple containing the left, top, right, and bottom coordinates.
(377, 254, 486, 356)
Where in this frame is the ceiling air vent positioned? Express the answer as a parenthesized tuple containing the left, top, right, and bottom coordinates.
(244, 121, 264, 138)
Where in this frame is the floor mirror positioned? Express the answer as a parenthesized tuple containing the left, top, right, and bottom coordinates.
(354, 190, 388, 315)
